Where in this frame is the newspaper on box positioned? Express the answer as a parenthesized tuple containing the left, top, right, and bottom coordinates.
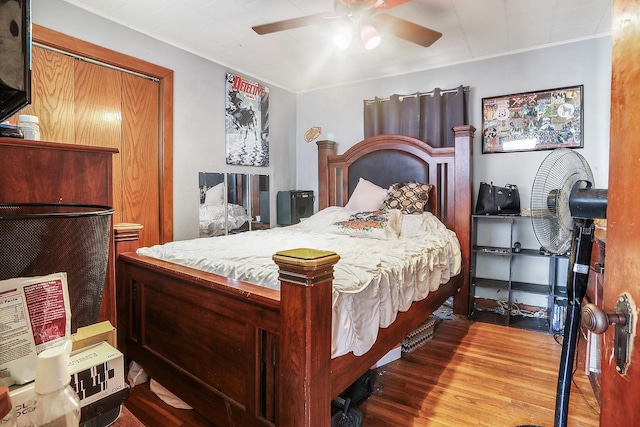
(0, 273, 72, 387)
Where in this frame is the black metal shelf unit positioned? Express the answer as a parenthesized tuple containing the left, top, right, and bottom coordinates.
(469, 215, 568, 333)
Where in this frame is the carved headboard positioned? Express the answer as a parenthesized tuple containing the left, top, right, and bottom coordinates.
(316, 126, 475, 315)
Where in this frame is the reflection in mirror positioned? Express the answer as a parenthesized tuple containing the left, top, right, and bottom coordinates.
(198, 172, 251, 237)
(250, 174, 270, 230)
(226, 173, 250, 234)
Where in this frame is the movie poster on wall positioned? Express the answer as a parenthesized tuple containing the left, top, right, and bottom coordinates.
(225, 73, 269, 166)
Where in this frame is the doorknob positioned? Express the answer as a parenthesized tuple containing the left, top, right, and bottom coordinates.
(582, 303, 627, 334)
(581, 294, 634, 375)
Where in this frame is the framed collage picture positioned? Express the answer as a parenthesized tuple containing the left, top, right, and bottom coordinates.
(481, 85, 583, 154)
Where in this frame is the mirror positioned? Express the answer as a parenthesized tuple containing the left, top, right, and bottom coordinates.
(199, 172, 269, 237)
(250, 174, 270, 230)
(226, 172, 250, 233)
(199, 172, 230, 237)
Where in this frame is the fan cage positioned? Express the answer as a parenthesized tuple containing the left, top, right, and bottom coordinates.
(0, 203, 114, 333)
(530, 148, 593, 255)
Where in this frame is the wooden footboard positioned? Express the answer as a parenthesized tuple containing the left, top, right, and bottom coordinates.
(117, 253, 281, 426)
(117, 248, 341, 427)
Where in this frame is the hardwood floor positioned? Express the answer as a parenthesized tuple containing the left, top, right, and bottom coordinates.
(359, 315, 599, 426)
(124, 382, 213, 427)
(123, 315, 600, 426)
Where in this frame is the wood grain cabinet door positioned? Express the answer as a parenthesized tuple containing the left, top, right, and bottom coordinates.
(13, 42, 164, 248)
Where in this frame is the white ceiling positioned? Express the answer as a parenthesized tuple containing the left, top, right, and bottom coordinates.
(59, 0, 612, 92)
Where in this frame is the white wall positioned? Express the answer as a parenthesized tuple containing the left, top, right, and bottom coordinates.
(31, 0, 612, 242)
(295, 37, 612, 308)
(296, 36, 612, 209)
(31, 0, 298, 241)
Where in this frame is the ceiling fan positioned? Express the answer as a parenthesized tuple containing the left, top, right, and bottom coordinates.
(251, 0, 442, 49)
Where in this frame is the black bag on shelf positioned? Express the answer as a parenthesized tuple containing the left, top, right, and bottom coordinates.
(475, 182, 521, 215)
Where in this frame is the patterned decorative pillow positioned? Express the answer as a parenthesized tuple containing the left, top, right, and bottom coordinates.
(329, 209, 402, 240)
(382, 182, 433, 214)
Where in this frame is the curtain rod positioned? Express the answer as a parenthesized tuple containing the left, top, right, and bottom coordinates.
(364, 85, 469, 103)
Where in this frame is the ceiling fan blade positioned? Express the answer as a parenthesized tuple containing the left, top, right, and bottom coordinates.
(252, 13, 333, 35)
(373, 13, 442, 47)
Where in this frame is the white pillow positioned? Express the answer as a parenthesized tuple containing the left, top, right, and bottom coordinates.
(204, 183, 225, 206)
(344, 178, 388, 211)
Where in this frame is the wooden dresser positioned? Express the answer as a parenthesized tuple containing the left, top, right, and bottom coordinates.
(0, 137, 119, 326)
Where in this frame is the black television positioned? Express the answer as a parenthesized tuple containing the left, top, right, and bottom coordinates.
(0, 0, 31, 129)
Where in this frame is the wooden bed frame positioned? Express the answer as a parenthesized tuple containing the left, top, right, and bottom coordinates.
(116, 125, 475, 427)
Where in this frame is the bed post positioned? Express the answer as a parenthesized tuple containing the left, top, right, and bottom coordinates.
(272, 248, 340, 427)
(317, 140, 337, 210)
(452, 125, 475, 316)
(101, 223, 143, 327)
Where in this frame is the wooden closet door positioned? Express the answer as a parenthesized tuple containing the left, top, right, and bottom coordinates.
(74, 59, 124, 223)
(13, 44, 163, 247)
(121, 73, 160, 249)
(10, 46, 74, 143)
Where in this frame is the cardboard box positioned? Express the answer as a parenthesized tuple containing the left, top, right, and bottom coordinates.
(10, 341, 125, 427)
(69, 342, 125, 408)
(71, 321, 117, 351)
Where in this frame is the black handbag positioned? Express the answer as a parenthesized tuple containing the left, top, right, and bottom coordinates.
(475, 182, 521, 215)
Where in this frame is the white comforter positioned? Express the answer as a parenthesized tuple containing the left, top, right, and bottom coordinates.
(138, 207, 461, 357)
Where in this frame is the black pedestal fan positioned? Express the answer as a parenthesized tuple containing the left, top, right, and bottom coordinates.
(528, 148, 607, 427)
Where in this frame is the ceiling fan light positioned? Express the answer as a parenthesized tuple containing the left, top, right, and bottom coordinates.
(360, 24, 381, 49)
(333, 24, 353, 49)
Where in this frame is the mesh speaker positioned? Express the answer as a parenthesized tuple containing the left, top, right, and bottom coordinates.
(0, 203, 114, 333)
(276, 191, 314, 225)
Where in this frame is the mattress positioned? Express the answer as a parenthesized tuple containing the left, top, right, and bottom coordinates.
(138, 207, 461, 357)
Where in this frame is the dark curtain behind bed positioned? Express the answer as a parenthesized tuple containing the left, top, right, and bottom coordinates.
(363, 85, 469, 148)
